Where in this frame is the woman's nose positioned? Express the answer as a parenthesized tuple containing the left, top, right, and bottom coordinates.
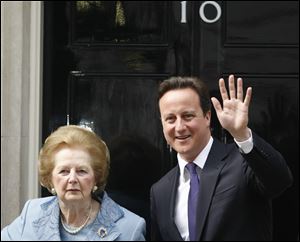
(68, 170, 78, 183)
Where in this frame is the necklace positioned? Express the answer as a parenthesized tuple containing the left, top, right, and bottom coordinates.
(61, 202, 92, 234)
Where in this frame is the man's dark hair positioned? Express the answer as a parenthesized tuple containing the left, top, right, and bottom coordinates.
(158, 76, 211, 114)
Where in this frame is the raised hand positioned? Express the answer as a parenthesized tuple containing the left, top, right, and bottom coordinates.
(211, 74, 252, 141)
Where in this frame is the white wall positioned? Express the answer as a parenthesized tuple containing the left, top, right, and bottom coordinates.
(1, 1, 43, 229)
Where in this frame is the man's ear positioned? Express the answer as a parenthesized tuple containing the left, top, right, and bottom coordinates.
(205, 111, 212, 128)
(205, 110, 211, 121)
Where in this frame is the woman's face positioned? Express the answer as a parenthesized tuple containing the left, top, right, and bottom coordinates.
(51, 146, 95, 204)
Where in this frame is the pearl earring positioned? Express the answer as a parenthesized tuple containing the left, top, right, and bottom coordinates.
(93, 185, 98, 193)
(51, 188, 56, 195)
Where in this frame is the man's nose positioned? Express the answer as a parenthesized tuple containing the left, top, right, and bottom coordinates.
(175, 118, 186, 131)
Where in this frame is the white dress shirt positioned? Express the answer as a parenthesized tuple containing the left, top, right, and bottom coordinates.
(174, 137, 213, 241)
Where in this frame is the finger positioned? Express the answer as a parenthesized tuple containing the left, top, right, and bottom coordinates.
(211, 97, 222, 113)
(219, 78, 229, 101)
(244, 87, 252, 107)
(237, 77, 243, 101)
(228, 74, 236, 99)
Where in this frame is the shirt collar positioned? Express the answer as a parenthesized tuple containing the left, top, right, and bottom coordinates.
(177, 136, 214, 181)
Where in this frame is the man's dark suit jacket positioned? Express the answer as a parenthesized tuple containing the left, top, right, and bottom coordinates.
(150, 132, 293, 241)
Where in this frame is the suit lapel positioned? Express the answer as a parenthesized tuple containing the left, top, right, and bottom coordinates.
(195, 139, 228, 240)
(167, 166, 185, 240)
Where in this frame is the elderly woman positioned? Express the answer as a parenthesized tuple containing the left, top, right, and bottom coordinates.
(1, 125, 146, 241)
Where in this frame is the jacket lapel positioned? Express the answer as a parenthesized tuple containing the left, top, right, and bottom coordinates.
(167, 167, 184, 240)
(195, 139, 228, 241)
(32, 193, 124, 241)
(32, 197, 61, 241)
(85, 192, 124, 241)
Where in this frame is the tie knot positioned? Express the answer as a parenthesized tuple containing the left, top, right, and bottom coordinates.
(186, 162, 198, 176)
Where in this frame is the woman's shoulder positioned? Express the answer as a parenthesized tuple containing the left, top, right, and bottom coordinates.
(108, 201, 146, 240)
(17, 196, 58, 220)
(24, 196, 57, 209)
(115, 205, 146, 240)
(102, 192, 145, 224)
(27, 196, 56, 203)
(119, 205, 144, 222)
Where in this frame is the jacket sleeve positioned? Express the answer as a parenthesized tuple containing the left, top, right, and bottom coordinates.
(243, 131, 293, 198)
(150, 186, 163, 241)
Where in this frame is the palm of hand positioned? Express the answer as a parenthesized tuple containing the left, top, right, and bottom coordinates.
(218, 99, 249, 134)
(211, 75, 252, 140)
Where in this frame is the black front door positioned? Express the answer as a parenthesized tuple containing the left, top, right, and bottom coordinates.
(43, 1, 298, 240)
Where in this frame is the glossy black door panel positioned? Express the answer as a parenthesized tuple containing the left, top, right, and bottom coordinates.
(71, 1, 167, 44)
(71, 47, 175, 73)
(222, 48, 298, 74)
(224, 2, 299, 45)
(68, 74, 163, 147)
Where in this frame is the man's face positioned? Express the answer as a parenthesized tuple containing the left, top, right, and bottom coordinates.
(159, 88, 211, 162)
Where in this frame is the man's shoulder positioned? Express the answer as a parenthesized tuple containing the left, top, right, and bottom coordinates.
(151, 166, 178, 191)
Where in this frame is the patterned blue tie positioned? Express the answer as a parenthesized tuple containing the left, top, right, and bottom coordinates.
(186, 162, 199, 241)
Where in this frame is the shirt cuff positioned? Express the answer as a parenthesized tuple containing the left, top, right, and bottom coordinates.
(234, 129, 253, 154)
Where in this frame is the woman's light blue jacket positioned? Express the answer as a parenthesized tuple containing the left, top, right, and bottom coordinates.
(1, 192, 146, 241)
